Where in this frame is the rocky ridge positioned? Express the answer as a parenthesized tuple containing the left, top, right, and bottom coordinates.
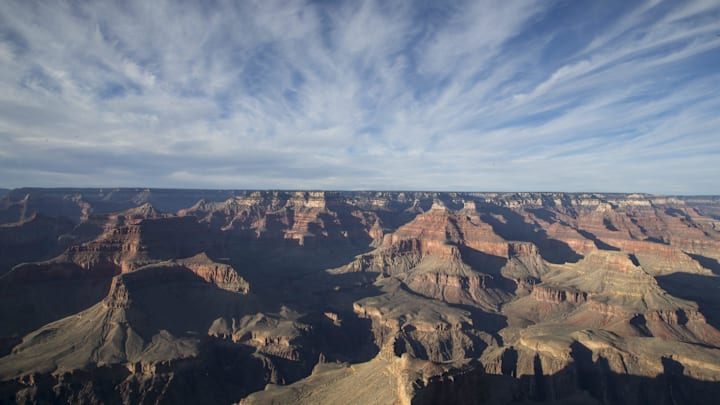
(0, 189, 719, 404)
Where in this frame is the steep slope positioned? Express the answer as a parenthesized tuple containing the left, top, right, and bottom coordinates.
(0, 213, 74, 275)
(336, 202, 519, 311)
(504, 250, 720, 343)
(0, 261, 257, 404)
(0, 206, 216, 354)
(0, 190, 719, 404)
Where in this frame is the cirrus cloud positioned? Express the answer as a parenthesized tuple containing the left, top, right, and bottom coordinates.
(0, 0, 718, 194)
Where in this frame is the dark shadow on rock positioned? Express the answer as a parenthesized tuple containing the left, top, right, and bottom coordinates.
(121, 264, 383, 348)
(688, 253, 720, 275)
(527, 208, 557, 224)
(118, 266, 250, 340)
(325, 203, 375, 246)
(501, 347, 518, 377)
(0, 214, 75, 276)
(413, 341, 720, 405)
(437, 194, 465, 211)
(536, 238, 584, 264)
(296, 309, 378, 364)
(457, 246, 517, 292)
(0, 339, 268, 405)
(630, 217, 669, 244)
(570, 341, 618, 403)
(656, 272, 720, 331)
(628, 253, 640, 266)
(394, 332, 430, 360)
(603, 218, 619, 231)
(373, 207, 420, 234)
(0, 269, 113, 355)
(139, 216, 219, 261)
(531, 353, 547, 401)
(458, 246, 507, 276)
(450, 303, 508, 347)
(0, 216, 226, 353)
(575, 229, 621, 251)
(478, 204, 582, 264)
(629, 314, 652, 336)
(214, 236, 375, 289)
(661, 356, 689, 404)
(412, 359, 490, 405)
(665, 208, 692, 221)
(0, 222, 386, 404)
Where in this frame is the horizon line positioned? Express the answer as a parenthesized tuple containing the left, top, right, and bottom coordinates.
(1, 186, 717, 198)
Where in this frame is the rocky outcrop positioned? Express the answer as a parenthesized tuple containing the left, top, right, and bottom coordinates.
(352, 279, 494, 363)
(405, 271, 511, 311)
(178, 191, 380, 246)
(501, 242, 550, 280)
(176, 253, 249, 293)
(532, 284, 588, 304)
(599, 238, 708, 275)
(1, 189, 720, 404)
(59, 215, 211, 273)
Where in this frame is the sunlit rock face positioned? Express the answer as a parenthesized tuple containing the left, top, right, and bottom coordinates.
(1, 189, 720, 404)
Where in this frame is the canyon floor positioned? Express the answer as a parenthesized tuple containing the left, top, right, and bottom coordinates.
(1, 188, 719, 404)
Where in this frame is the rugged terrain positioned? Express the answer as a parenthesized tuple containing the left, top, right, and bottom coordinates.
(1, 188, 719, 404)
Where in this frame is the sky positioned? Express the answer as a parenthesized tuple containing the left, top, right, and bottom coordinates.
(0, 0, 719, 194)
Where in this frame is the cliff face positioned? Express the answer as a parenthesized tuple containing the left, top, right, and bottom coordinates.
(0, 214, 74, 276)
(0, 189, 720, 404)
(532, 284, 588, 304)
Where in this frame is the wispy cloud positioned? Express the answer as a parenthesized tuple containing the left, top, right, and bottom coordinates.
(0, 0, 718, 193)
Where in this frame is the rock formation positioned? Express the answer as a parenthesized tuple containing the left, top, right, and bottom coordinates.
(0, 189, 719, 404)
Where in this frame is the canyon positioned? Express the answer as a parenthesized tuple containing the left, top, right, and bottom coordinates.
(0, 188, 719, 404)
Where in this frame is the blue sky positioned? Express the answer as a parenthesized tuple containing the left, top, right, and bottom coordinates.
(0, 0, 719, 194)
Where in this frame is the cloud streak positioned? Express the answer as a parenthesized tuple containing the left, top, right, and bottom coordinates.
(0, 0, 718, 194)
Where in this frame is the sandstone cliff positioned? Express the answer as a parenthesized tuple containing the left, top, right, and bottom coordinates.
(1, 189, 719, 404)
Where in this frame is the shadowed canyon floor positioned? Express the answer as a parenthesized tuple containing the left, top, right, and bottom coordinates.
(0, 189, 719, 404)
